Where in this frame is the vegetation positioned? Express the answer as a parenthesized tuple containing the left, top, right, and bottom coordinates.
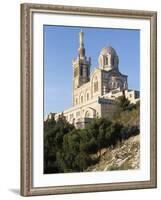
(44, 96, 140, 173)
(114, 96, 140, 127)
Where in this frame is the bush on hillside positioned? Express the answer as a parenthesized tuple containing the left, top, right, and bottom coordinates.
(44, 109, 140, 173)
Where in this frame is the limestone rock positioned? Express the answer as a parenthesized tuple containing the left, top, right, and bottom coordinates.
(86, 135, 140, 172)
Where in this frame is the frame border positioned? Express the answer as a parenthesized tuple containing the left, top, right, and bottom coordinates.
(20, 3, 157, 196)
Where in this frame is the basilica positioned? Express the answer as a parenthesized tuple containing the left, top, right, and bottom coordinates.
(49, 30, 139, 128)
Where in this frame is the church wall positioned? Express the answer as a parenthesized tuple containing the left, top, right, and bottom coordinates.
(101, 103, 117, 120)
(90, 68, 102, 99)
(124, 90, 140, 104)
(108, 90, 140, 104)
(73, 68, 102, 106)
(73, 81, 91, 106)
(55, 98, 102, 127)
(101, 70, 128, 94)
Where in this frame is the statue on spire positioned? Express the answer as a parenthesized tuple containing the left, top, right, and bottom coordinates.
(79, 29, 84, 47)
(78, 29, 85, 58)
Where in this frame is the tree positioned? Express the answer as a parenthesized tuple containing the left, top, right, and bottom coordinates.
(116, 95, 131, 111)
(44, 117, 75, 173)
(44, 108, 139, 173)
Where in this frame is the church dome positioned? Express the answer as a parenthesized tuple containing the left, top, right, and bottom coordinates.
(98, 45, 119, 71)
(100, 45, 117, 56)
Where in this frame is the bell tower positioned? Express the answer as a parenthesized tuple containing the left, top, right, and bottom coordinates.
(72, 30, 91, 89)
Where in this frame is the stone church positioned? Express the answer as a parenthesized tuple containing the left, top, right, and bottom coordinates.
(50, 30, 139, 128)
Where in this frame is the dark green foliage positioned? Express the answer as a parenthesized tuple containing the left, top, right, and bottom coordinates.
(120, 125, 139, 140)
(44, 117, 75, 173)
(116, 94, 139, 113)
(44, 106, 140, 173)
(116, 95, 131, 111)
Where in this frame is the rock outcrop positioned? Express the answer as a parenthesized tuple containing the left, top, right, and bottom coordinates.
(86, 134, 140, 172)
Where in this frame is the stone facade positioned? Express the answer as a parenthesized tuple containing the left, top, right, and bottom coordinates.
(52, 30, 139, 128)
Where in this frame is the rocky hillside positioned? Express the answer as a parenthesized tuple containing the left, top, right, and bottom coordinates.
(86, 134, 140, 172)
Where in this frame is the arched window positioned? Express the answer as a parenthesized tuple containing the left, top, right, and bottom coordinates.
(81, 96, 83, 103)
(93, 76, 98, 93)
(80, 66, 83, 76)
(85, 111, 90, 118)
(80, 94, 84, 103)
(105, 57, 108, 65)
(113, 82, 116, 88)
(75, 98, 78, 105)
(86, 92, 89, 101)
(111, 57, 115, 65)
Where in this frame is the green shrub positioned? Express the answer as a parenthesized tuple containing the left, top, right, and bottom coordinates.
(44, 110, 140, 173)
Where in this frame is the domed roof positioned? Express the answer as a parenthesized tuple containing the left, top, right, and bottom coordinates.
(100, 45, 117, 56)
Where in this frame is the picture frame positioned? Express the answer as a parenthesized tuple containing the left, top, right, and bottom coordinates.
(20, 3, 157, 196)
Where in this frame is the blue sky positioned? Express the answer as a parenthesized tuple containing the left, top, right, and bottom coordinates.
(44, 25, 140, 115)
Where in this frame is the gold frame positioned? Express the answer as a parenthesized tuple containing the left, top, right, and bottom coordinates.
(20, 3, 157, 196)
